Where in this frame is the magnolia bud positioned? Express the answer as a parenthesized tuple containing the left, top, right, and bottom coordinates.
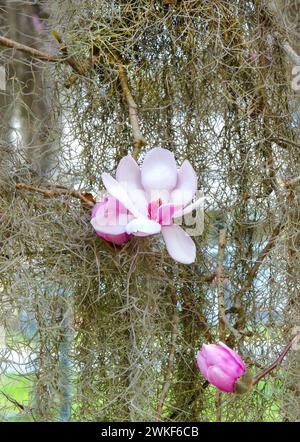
(196, 342, 246, 393)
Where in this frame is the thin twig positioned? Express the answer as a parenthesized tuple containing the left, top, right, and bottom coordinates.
(273, 136, 300, 150)
(1, 32, 145, 155)
(15, 183, 95, 207)
(0, 390, 26, 412)
(262, 1, 300, 65)
(216, 228, 226, 422)
(52, 31, 88, 76)
(253, 332, 300, 385)
(156, 292, 179, 421)
(217, 228, 226, 340)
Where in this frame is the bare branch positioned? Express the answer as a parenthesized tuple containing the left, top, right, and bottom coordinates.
(253, 332, 300, 385)
(15, 183, 95, 207)
(217, 228, 226, 340)
(157, 292, 179, 421)
(0, 35, 59, 62)
(118, 66, 146, 158)
(52, 31, 88, 76)
(0, 33, 88, 78)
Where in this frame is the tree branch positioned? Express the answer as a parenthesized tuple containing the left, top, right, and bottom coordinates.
(262, 1, 300, 64)
(0, 35, 59, 62)
(217, 228, 226, 340)
(253, 332, 300, 385)
(216, 228, 226, 421)
(0, 34, 87, 78)
(51, 31, 88, 76)
(15, 183, 95, 207)
(118, 66, 146, 158)
(0, 390, 26, 412)
(157, 292, 179, 421)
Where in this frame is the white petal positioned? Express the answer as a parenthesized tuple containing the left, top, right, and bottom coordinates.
(141, 147, 178, 192)
(116, 155, 141, 185)
(161, 225, 196, 264)
(145, 189, 171, 205)
(91, 214, 129, 234)
(173, 196, 205, 219)
(115, 157, 148, 215)
(171, 160, 197, 206)
(126, 218, 161, 236)
(127, 188, 148, 216)
(101, 173, 142, 219)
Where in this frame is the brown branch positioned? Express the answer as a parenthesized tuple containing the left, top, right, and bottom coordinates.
(273, 136, 300, 150)
(217, 229, 226, 340)
(0, 35, 59, 62)
(51, 31, 88, 76)
(15, 183, 95, 207)
(0, 34, 88, 79)
(118, 66, 146, 158)
(3, 27, 146, 150)
(157, 292, 179, 421)
(253, 332, 300, 385)
(216, 228, 226, 422)
(0, 390, 26, 412)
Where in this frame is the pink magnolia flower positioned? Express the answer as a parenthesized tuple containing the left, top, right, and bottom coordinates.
(196, 342, 246, 393)
(91, 195, 132, 246)
(91, 147, 205, 264)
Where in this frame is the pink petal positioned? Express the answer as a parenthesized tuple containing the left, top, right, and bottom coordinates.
(141, 148, 178, 192)
(92, 196, 129, 218)
(148, 200, 161, 220)
(156, 203, 184, 225)
(171, 160, 197, 206)
(125, 218, 161, 236)
(95, 232, 131, 245)
(201, 344, 245, 379)
(102, 173, 142, 219)
(202, 343, 232, 365)
(91, 198, 132, 245)
(218, 342, 246, 373)
(161, 225, 196, 264)
(91, 199, 133, 234)
(196, 352, 209, 380)
(207, 366, 235, 393)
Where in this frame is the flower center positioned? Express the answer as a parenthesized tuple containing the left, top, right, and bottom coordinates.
(147, 198, 162, 221)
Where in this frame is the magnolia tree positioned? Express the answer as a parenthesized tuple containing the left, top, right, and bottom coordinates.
(0, 0, 299, 422)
